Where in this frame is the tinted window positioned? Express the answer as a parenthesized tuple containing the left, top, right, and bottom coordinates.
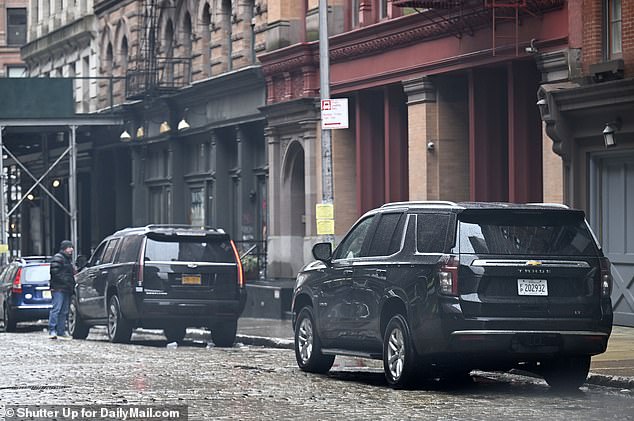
(458, 211, 597, 256)
(116, 235, 143, 263)
(144, 238, 234, 263)
(417, 213, 452, 253)
(333, 215, 375, 260)
(22, 265, 50, 283)
(102, 239, 120, 263)
(89, 242, 108, 266)
(368, 213, 403, 257)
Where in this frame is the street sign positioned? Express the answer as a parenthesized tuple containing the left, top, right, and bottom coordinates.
(321, 98, 348, 129)
(0, 244, 8, 253)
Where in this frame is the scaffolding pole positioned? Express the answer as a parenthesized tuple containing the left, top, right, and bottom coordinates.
(69, 125, 78, 260)
(0, 126, 6, 265)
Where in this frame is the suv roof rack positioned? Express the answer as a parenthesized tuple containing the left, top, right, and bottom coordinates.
(525, 203, 570, 209)
(113, 225, 226, 236)
(18, 256, 51, 263)
(381, 201, 459, 208)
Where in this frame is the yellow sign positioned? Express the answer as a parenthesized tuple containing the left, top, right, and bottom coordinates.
(316, 203, 334, 220)
(317, 219, 335, 235)
(0, 244, 8, 253)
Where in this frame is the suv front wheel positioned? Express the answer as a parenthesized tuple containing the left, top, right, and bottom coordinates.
(69, 296, 90, 339)
(107, 295, 133, 343)
(294, 307, 334, 373)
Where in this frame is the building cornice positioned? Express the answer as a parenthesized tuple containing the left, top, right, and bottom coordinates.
(21, 15, 97, 62)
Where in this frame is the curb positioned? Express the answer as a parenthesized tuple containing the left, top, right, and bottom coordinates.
(586, 373, 634, 390)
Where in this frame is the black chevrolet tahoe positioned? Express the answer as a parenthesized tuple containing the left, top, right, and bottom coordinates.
(70, 225, 246, 346)
(292, 202, 613, 389)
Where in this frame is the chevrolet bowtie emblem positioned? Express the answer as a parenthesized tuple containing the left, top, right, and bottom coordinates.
(526, 260, 542, 266)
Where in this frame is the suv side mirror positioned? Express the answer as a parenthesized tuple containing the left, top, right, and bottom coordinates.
(76, 255, 89, 270)
(312, 242, 333, 262)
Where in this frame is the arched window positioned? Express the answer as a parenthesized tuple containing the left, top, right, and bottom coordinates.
(182, 12, 193, 58)
(221, 0, 232, 71)
(201, 2, 212, 76)
(120, 36, 129, 73)
(164, 19, 174, 57)
(105, 42, 114, 75)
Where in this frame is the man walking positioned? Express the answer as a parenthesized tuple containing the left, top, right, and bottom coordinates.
(49, 240, 75, 339)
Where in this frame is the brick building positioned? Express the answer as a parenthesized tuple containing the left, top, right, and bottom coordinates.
(538, 0, 634, 326)
(0, 0, 28, 77)
(258, 0, 633, 325)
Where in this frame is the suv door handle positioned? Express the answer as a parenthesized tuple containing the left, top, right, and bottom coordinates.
(343, 269, 354, 275)
(101, 271, 108, 275)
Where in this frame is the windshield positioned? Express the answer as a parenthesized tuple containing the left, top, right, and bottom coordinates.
(458, 211, 598, 256)
(145, 238, 235, 263)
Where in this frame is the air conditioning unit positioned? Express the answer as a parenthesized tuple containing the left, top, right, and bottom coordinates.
(589, 59, 624, 83)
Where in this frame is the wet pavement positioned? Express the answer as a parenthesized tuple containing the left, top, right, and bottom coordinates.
(1, 322, 633, 420)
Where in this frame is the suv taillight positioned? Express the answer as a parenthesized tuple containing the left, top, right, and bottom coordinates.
(12, 268, 22, 293)
(230, 240, 245, 288)
(439, 255, 459, 296)
(599, 257, 612, 298)
(135, 245, 146, 291)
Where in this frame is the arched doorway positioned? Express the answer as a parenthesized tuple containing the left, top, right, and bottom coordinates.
(282, 141, 305, 277)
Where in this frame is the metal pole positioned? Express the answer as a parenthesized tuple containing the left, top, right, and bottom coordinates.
(319, 0, 334, 244)
(0, 126, 6, 264)
(69, 126, 78, 260)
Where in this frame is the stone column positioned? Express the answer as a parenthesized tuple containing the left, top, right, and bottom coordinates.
(403, 76, 436, 200)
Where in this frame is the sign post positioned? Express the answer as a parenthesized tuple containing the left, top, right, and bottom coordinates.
(319, 0, 335, 244)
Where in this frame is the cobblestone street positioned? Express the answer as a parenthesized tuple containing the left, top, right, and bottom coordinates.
(0, 325, 633, 420)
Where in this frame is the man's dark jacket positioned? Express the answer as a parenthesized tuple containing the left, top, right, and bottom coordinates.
(50, 252, 75, 292)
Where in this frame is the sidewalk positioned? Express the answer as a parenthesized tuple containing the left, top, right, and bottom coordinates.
(233, 318, 634, 389)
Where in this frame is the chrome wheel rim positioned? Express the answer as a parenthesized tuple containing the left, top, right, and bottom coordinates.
(68, 301, 77, 333)
(387, 327, 405, 380)
(108, 300, 118, 338)
(297, 317, 314, 364)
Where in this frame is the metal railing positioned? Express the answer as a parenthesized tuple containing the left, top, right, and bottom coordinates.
(125, 57, 192, 100)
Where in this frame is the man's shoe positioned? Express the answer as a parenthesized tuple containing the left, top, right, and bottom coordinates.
(57, 333, 72, 340)
(48, 333, 57, 339)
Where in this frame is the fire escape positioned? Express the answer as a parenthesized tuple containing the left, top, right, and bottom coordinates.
(394, 0, 565, 56)
(125, 0, 192, 100)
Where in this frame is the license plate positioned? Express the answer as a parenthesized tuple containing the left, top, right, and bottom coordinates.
(42, 290, 52, 299)
(517, 279, 548, 296)
(182, 275, 201, 285)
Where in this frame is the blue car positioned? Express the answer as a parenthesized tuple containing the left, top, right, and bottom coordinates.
(0, 257, 52, 332)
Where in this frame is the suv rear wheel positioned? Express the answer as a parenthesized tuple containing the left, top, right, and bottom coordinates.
(107, 295, 133, 343)
(383, 314, 418, 388)
(69, 296, 90, 339)
(211, 318, 237, 347)
(2, 304, 17, 332)
(164, 326, 186, 343)
(294, 307, 334, 373)
(541, 355, 591, 390)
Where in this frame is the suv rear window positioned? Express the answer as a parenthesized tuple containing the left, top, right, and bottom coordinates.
(23, 265, 50, 282)
(145, 237, 235, 263)
(458, 211, 597, 256)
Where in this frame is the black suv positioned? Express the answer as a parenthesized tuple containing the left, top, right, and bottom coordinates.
(292, 202, 613, 389)
(0, 257, 52, 331)
(70, 225, 246, 346)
